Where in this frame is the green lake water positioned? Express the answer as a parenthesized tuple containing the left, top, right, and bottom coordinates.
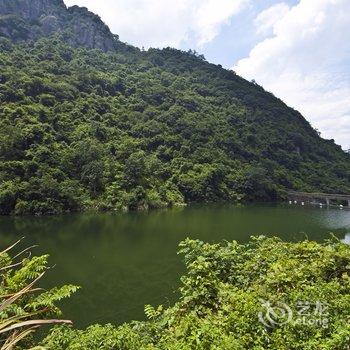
(0, 203, 349, 328)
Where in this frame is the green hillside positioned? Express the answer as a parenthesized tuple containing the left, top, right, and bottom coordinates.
(0, 36, 349, 215)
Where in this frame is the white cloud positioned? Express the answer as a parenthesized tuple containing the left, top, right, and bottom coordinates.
(254, 2, 289, 35)
(193, 0, 248, 45)
(63, 0, 248, 48)
(234, 0, 350, 150)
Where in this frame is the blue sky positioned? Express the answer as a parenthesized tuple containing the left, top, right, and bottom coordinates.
(179, 0, 299, 68)
(64, 0, 349, 150)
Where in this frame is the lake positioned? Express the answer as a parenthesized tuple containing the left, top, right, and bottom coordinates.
(0, 203, 349, 328)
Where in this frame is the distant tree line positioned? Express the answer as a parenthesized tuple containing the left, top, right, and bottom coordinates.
(0, 38, 349, 215)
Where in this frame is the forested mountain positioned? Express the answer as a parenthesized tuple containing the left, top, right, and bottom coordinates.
(0, 0, 349, 215)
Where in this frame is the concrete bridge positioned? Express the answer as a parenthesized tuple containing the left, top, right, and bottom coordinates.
(287, 191, 350, 207)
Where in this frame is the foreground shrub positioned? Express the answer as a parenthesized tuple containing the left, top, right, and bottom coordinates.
(0, 240, 79, 349)
(43, 236, 350, 350)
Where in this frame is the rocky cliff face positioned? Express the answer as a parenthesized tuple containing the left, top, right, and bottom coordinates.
(0, 0, 66, 20)
(0, 0, 118, 51)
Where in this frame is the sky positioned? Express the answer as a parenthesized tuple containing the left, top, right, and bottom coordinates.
(63, 0, 350, 150)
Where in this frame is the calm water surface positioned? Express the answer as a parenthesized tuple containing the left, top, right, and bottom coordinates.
(0, 203, 349, 328)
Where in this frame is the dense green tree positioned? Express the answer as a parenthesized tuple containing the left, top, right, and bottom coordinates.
(0, 39, 349, 215)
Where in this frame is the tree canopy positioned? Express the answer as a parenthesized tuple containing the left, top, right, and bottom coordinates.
(0, 38, 349, 215)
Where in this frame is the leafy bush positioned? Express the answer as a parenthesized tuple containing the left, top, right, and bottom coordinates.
(0, 240, 79, 349)
(42, 236, 350, 350)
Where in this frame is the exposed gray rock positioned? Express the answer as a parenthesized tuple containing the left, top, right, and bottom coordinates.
(40, 15, 60, 34)
(0, 0, 118, 51)
(66, 5, 117, 51)
(0, 0, 66, 20)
